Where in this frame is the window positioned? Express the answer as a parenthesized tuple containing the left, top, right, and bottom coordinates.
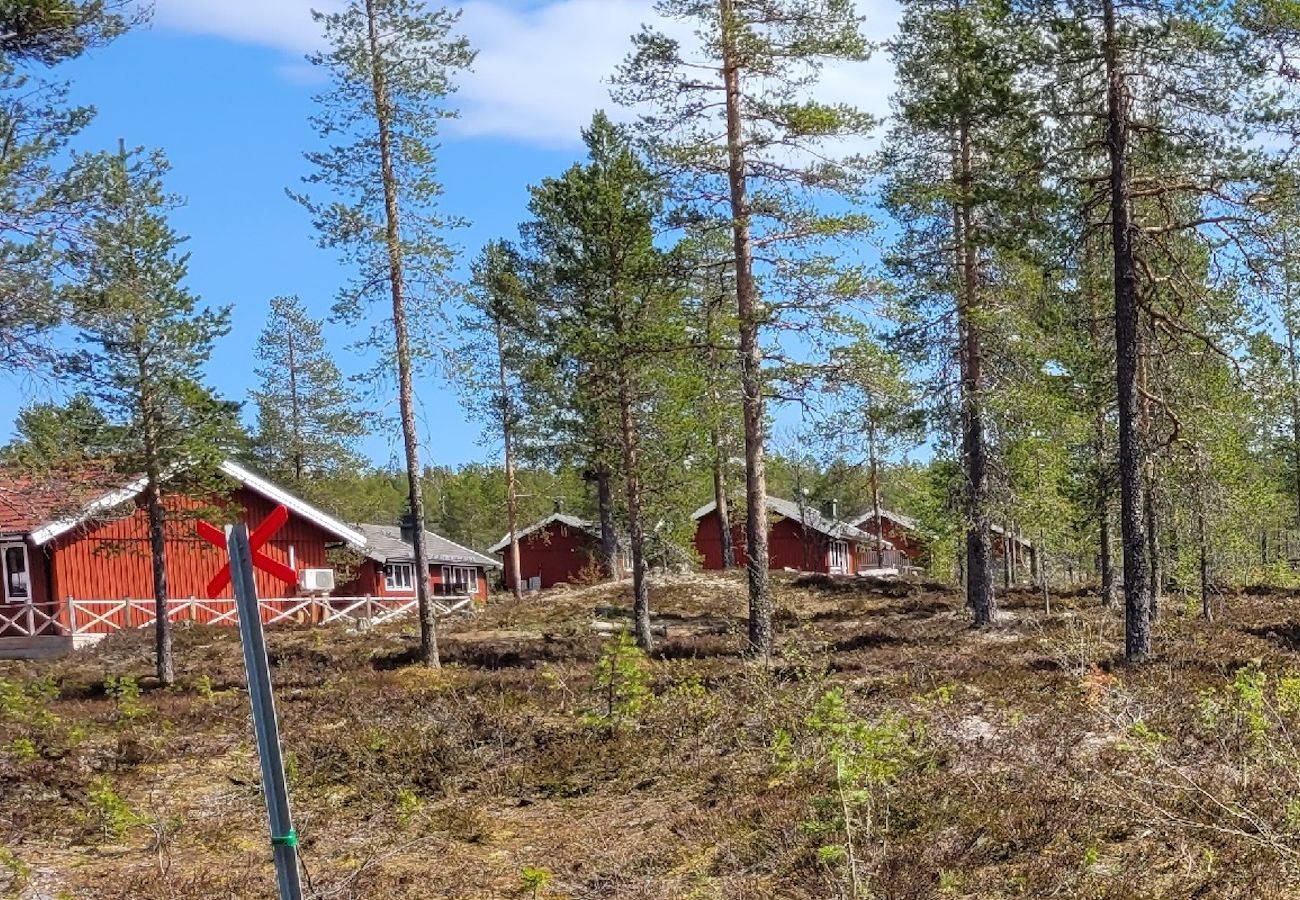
(2, 543, 30, 603)
(441, 566, 479, 595)
(383, 562, 414, 592)
(828, 541, 850, 575)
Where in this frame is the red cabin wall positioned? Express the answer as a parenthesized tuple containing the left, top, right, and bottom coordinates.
(694, 511, 864, 574)
(39, 486, 340, 632)
(502, 523, 599, 590)
(858, 518, 926, 561)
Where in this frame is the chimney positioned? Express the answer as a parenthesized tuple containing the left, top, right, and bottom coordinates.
(831, 498, 839, 520)
(399, 509, 417, 546)
(553, 498, 564, 514)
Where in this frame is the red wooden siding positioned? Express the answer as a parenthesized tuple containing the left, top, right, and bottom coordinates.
(27, 486, 342, 633)
(502, 523, 601, 590)
(340, 559, 490, 602)
(857, 517, 926, 561)
(694, 511, 869, 575)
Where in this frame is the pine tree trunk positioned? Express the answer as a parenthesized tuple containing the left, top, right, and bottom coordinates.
(1145, 480, 1162, 622)
(1284, 233, 1300, 527)
(1199, 505, 1210, 620)
(720, 0, 771, 658)
(617, 366, 652, 650)
(495, 317, 523, 600)
(712, 429, 736, 569)
(1102, 0, 1150, 662)
(366, 0, 437, 667)
(144, 474, 174, 686)
(595, 465, 619, 579)
(955, 98, 994, 627)
(287, 327, 303, 484)
(868, 413, 883, 567)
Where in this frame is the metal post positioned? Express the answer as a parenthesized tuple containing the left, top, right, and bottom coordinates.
(228, 524, 304, 900)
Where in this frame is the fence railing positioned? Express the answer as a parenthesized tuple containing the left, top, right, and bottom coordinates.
(0, 595, 475, 639)
(858, 548, 903, 572)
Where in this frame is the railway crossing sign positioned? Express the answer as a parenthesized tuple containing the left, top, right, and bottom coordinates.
(196, 510, 305, 900)
(196, 504, 297, 598)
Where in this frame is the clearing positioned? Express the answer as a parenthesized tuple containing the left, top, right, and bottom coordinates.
(3, 572, 1300, 899)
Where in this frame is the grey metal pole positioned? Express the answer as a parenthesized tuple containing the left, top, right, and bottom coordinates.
(228, 523, 304, 900)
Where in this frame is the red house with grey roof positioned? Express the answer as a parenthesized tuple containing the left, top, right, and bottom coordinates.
(489, 512, 627, 591)
(338, 522, 499, 603)
(693, 496, 894, 575)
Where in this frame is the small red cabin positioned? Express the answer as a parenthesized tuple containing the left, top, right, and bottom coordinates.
(0, 460, 367, 652)
(489, 513, 626, 591)
(693, 497, 889, 575)
(340, 523, 498, 603)
(851, 508, 926, 562)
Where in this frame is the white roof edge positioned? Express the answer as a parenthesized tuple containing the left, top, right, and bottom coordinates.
(30, 475, 151, 546)
(220, 461, 367, 548)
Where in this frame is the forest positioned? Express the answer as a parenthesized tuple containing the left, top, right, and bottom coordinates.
(7, 0, 1300, 677)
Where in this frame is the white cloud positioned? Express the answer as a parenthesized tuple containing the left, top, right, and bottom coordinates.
(152, 0, 339, 56)
(149, 0, 901, 148)
(455, 0, 655, 146)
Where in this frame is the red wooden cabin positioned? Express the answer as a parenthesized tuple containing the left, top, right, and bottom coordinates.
(693, 497, 889, 575)
(851, 508, 927, 562)
(0, 460, 366, 653)
(340, 523, 498, 603)
(489, 513, 626, 591)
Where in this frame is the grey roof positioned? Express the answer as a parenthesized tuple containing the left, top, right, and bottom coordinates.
(692, 497, 890, 547)
(850, 508, 919, 533)
(357, 523, 500, 569)
(487, 512, 597, 555)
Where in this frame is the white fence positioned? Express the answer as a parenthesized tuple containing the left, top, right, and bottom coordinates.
(0, 595, 475, 639)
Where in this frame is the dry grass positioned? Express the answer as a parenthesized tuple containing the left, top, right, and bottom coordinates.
(4, 573, 1300, 898)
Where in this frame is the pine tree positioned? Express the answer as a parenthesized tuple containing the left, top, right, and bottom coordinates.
(1030, 0, 1298, 659)
(63, 145, 236, 686)
(295, 0, 474, 667)
(523, 112, 681, 650)
(249, 295, 364, 489)
(0, 0, 135, 371)
(881, 0, 1047, 626)
(616, 0, 875, 658)
(463, 241, 536, 600)
(1, 393, 119, 467)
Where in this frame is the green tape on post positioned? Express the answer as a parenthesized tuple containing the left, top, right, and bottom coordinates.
(271, 829, 298, 848)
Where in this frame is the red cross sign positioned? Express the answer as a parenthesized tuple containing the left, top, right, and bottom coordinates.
(196, 504, 298, 598)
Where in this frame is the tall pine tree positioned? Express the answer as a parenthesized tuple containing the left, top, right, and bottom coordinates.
(295, 0, 474, 667)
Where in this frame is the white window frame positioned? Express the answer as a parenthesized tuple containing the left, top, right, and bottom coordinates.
(828, 540, 850, 575)
(441, 565, 479, 595)
(2, 541, 31, 604)
(383, 562, 415, 593)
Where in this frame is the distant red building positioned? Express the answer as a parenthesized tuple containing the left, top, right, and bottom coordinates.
(0, 460, 366, 649)
(340, 523, 497, 603)
(851, 508, 926, 562)
(489, 513, 626, 591)
(693, 497, 890, 575)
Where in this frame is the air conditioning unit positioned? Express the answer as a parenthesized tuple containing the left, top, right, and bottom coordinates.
(298, 568, 335, 592)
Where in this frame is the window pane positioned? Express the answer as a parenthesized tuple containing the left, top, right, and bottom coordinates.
(4, 546, 29, 600)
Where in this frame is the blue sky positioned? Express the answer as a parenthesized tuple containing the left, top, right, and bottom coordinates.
(0, 0, 899, 469)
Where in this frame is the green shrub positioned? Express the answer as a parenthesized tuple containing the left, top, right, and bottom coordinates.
(519, 865, 553, 899)
(104, 676, 145, 724)
(86, 776, 141, 841)
(583, 631, 650, 729)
